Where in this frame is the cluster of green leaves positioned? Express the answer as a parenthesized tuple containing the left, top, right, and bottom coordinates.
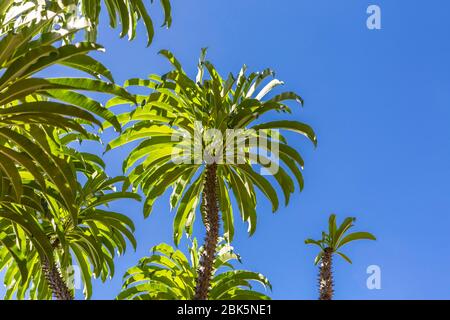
(106, 49, 317, 246)
(305, 214, 376, 265)
(0, 138, 141, 299)
(0, 16, 135, 205)
(118, 240, 271, 300)
(0, 4, 146, 299)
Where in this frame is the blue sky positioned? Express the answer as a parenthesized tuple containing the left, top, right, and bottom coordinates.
(41, 0, 450, 299)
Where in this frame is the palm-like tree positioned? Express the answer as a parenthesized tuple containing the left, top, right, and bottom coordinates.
(305, 214, 376, 300)
(1, 168, 139, 300)
(0, 132, 140, 299)
(0, 17, 134, 216)
(107, 49, 316, 299)
(0, 9, 143, 300)
(118, 240, 271, 300)
(1, 0, 172, 45)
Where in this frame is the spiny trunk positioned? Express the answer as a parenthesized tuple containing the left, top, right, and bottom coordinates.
(319, 248, 334, 300)
(194, 163, 220, 300)
(41, 258, 73, 300)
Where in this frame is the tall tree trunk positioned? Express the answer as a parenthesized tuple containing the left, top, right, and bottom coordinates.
(41, 258, 73, 300)
(319, 248, 334, 300)
(194, 163, 220, 300)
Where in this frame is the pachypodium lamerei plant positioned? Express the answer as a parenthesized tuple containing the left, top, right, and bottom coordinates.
(0, 131, 140, 300)
(0, 20, 136, 298)
(0, 16, 135, 214)
(305, 214, 376, 300)
(118, 240, 271, 300)
(0, 173, 140, 300)
(106, 49, 317, 299)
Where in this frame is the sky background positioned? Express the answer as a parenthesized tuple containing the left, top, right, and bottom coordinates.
(29, 0, 450, 299)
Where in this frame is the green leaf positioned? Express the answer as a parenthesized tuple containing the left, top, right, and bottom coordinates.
(252, 120, 317, 147)
(159, 49, 183, 71)
(59, 54, 114, 82)
(86, 192, 141, 210)
(0, 46, 57, 89)
(159, 0, 172, 27)
(336, 251, 353, 264)
(333, 217, 356, 248)
(0, 153, 22, 200)
(0, 230, 28, 283)
(134, 0, 155, 46)
(72, 244, 92, 299)
(0, 145, 45, 189)
(172, 173, 204, 245)
(0, 101, 103, 127)
(225, 167, 257, 236)
(43, 78, 136, 102)
(337, 232, 376, 249)
(170, 167, 199, 209)
(329, 214, 337, 240)
(255, 79, 284, 100)
(235, 164, 279, 213)
(305, 239, 323, 247)
(314, 251, 323, 265)
(218, 171, 234, 242)
(268, 91, 304, 105)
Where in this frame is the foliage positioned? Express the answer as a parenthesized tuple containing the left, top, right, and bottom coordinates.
(118, 240, 271, 300)
(107, 49, 317, 245)
(0, 15, 135, 216)
(0, 0, 172, 45)
(305, 214, 376, 265)
(0, 135, 141, 299)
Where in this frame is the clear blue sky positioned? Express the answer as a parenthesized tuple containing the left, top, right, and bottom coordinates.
(48, 0, 450, 299)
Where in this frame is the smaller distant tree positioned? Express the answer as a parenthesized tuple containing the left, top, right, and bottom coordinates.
(305, 214, 376, 300)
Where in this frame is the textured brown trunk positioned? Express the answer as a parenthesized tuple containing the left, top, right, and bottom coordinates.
(41, 258, 73, 300)
(319, 248, 334, 300)
(194, 163, 220, 300)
